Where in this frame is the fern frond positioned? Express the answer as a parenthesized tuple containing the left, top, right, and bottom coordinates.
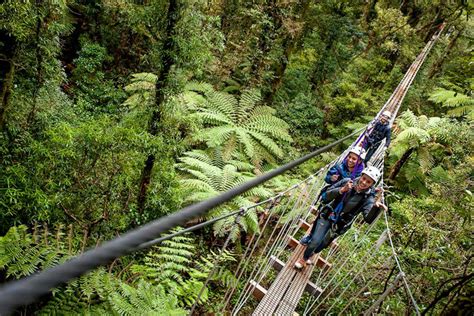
(429, 88, 474, 107)
(185, 81, 214, 94)
(196, 109, 233, 125)
(198, 126, 235, 147)
(249, 130, 284, 158)
(183, 83, 291, 166)
(208, 91, 237, 119)
(237, 89, 261, 122)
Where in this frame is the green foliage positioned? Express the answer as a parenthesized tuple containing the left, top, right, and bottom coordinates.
(123, 73, 158, 110)
(133, 233, 196, 287)
(0, 225, 186, 314)
(183, 84, 292, 167)
(369, 4, 417, 63)
(389, 110, 471, 193)
(107, 280, 185, 316)
(429, 87, 474, 120)
(177, 150, 272, 239)
(132, 230, 237, 308)
(274, 93, 324, 148)
(71, 38, 126, 113)
(0, 0, 472, 314)
(0, 225, 61, 278)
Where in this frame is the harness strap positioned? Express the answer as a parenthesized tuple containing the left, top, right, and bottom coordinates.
(329, 188, 371, 224)
(329, 192, 348, 222)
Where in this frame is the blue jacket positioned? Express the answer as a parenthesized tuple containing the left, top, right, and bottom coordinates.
(367, 121, 391, 147)
(324, 159, 364, 184)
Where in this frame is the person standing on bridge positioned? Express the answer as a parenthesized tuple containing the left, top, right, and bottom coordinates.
(324, 147, 366, 185)
(295, 166, 380, 270)
(299, 147, 366, 245)
(363, 111, 392, 163)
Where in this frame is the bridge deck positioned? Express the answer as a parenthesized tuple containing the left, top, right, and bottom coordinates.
(252, 240, 320, 315)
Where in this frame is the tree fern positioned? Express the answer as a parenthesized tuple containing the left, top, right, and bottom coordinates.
(429, 87, 474, 120)
(389, 110, 465, 191)
(182, 84, 292, 167)
(0, 225, 67, 278)
(107, 280, 185, 316)
(132, 231, 236, 308)
(177, 149, 272, 238)
(123, 72, 157, 109)
(0, 225, 185, 315)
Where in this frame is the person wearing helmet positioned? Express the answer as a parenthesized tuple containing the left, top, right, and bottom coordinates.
(364, 111, 392, 163)
(324, 147, 366, 185)
(299, 147, 366, 246)
(295, 166, 380, 270)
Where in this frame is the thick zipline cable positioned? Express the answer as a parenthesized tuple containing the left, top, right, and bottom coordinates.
(0, 128, 361, 315)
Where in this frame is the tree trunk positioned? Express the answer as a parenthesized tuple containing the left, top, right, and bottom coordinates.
(362, 0, 378, 29)
(400, 0, 423, 28)
(250, 1, 278, 87)
(0, 32, 15, 129)
(220, 0, 239, 38)
(422, 9, 442, 43)
(388, 147, 414, 182)
(27, 0, 46, 127)
(136, 0, 180, 215)
(428, 28, 461, 79)
(263, 0, 310, 104)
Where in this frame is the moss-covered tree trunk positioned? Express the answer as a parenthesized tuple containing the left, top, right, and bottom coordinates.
(264, 0, 310, 104)
(27, 0, 46, 127)
(388, 147, 414, 182)
(137, 0, 180, 215)
(0, 32, 15, 130)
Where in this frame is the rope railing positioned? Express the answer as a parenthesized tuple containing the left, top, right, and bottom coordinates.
(222, 174, 316, 312)
(383, 205, 421, 315)
(231, 179, 317, 314)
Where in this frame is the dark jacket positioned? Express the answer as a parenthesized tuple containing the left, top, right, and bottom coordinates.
(321, 178, 376, 233)
(368, 120, 391, 148)
(324, 159, 364, 184)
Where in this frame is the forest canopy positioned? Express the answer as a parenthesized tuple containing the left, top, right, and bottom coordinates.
(0, 1, 472, 315)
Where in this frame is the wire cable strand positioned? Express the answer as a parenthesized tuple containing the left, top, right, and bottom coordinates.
(383, 207, 421, 315)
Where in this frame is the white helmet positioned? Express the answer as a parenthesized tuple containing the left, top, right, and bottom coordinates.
(361, 166, 381, 183)
(382, 111, 392, 119)
(348, 146, 366, 159)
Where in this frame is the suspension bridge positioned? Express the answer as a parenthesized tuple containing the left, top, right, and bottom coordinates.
(0, 25, 445, 315)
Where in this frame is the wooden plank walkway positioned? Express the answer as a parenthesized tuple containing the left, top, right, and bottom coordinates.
(252, 240, 325, 315)
(252, 220, 334, 316)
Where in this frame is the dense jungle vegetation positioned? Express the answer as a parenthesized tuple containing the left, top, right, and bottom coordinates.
(0, 1, 472, 315)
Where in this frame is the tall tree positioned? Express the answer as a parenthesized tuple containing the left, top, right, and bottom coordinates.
(136, 0, 181, 215)
(0, 32, 15, 129)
